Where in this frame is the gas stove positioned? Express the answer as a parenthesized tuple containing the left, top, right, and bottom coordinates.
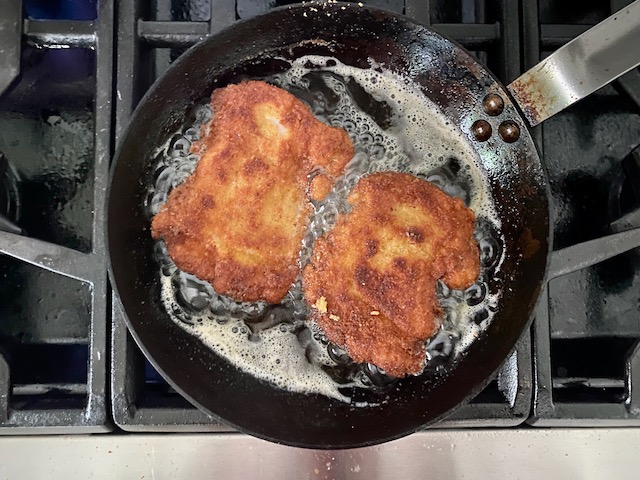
(0, 0, 639, 442)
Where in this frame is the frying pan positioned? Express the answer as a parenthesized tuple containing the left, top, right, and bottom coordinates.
(107, 2, 640, 448)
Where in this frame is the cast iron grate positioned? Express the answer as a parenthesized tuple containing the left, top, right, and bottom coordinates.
(523, 0, 640, 426)
(3, 0, 639, 435)
(0, 0, 112, 433)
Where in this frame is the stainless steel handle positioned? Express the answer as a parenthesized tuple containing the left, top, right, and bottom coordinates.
(508, 0, 640, 126)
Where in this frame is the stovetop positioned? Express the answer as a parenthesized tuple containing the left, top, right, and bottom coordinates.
(0, 0, 638, 434)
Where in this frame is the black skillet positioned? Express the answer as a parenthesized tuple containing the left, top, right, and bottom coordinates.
(107, 3, 550, 448)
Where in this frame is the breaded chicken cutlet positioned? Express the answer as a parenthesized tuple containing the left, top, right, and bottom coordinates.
(303, 172, 480, 377)
(151, 81, 354, 303)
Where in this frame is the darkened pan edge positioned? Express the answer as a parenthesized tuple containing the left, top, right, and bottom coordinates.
(106, 2, 550, 448)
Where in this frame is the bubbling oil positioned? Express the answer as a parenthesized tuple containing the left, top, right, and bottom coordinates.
(146, 56, 505, 404)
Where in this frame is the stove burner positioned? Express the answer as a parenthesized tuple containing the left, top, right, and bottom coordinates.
(0, 151, 22, 234)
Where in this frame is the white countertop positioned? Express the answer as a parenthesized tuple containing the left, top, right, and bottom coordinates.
(1, 428, 639, 479)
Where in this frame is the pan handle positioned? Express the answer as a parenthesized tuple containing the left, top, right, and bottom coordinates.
(507, 0, 640, 127)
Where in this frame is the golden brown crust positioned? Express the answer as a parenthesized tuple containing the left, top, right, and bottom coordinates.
(151, 81, 354, 303)
(302, 172, 480, 377)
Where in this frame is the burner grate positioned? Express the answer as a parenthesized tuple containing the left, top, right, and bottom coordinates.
(523, 0, 640, 426)
(0, 0, 112, 433)
(2, 0, 638, 437)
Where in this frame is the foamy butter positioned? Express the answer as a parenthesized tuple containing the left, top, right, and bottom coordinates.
(279, 55, 499, 221)
(159, 276, 351, 401)
(148, 55, 506, 403)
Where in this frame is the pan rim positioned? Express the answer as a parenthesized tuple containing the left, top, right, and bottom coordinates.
(105, 1, 552, 449)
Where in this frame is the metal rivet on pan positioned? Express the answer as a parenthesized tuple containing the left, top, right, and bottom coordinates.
(498, 120, 520, 143)
(482, 93, 504, 116)
(471, 120, 492, 142)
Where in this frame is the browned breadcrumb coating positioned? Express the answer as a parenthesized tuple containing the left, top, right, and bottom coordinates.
(152, 81, 353, 303)
(303, 172, 480, 377)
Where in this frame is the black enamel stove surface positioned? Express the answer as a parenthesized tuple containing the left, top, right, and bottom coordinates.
(0, 0, 638, 433)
